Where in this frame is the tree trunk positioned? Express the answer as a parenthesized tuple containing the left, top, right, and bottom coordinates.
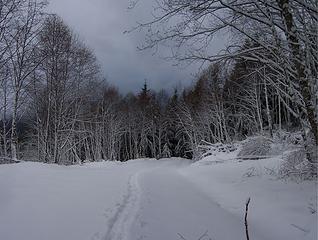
(278, 92, 282, 133)
(10, 93, 18, 161)
(263, 74, 273, 138)
(277, 0, 318, 144)
(2, 84, 7, 157)
(255, 80, 263, 134)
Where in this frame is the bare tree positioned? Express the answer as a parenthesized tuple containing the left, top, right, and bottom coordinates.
(28, 14, 102, 164)
(0, 0, 26, 158)
(133, 0, 317, 148)
(4, 0, 46, 160)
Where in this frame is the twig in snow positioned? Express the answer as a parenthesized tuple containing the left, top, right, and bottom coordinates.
(177, 233, 188, 240)
(177, 230, 213, 240)
(245, 197, 251, 240)
(290, 224, 309, 233)
(198, 230, 213, 240)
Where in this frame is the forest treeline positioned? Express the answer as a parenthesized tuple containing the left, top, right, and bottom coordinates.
(0, 0, 317, 166)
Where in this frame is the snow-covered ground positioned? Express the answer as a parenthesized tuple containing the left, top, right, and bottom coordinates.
(180, 156, 317, 240)
(0, 155, 316, 240)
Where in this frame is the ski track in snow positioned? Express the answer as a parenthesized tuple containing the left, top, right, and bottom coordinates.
(104, 165, 260, 240)
(104, 173, 142, 240)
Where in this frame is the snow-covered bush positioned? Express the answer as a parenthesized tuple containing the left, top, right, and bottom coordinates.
(0, 157, 19, 164)
(277, 131, 303, 146)
(237, 136, 273, 159)
(198, 141, 237, 160)
(279, 148, 317, 181)
(273, 131, 317, 180)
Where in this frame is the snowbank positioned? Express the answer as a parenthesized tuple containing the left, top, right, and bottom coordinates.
(180, 154, 317, 240)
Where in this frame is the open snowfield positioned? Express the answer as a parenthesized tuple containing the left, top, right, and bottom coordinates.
(0, 157, 316, 240)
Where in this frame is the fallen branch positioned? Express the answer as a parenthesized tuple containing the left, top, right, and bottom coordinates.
(245, 197, 251, 240)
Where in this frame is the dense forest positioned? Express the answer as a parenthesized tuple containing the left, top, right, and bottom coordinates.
(0, 0, 317, 173)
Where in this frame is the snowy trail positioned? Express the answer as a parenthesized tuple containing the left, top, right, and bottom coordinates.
(127, 165, 265, 240)
(104, 173, 142, 240)
(0, 159, 315, 240)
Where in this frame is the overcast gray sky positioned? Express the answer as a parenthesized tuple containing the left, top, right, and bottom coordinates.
(48, 0, 202, 94)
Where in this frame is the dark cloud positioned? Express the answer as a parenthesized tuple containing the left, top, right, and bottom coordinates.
(47, 0, 209, 93)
